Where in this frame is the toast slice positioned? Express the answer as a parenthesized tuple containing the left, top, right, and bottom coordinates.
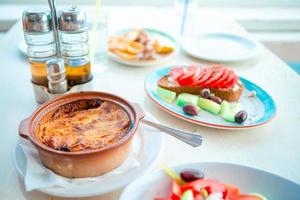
(158, 75, 244, 102)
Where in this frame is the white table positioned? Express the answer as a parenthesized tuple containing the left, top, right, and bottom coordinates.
(0, 6, 299, 200)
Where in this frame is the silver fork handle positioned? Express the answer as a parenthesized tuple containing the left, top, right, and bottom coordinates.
(141, 119, 203, 147)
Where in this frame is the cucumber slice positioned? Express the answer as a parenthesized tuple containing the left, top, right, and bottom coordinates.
(156, 87, 176, 103)
(220, 101, 235, 122)
(220, 101, 229, 116)
(230, 102, 242, 115)
(177, 93, 199, 107)
(220, 101, 243, 123)
(198, 98, 221, 115)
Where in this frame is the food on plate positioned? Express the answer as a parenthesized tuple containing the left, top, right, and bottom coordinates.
(200, 88, 211, 99)
(157, 86, 177, 103)
(198, 98, 221, 115)
(247, 90, 256, 98)
(155, 167, 267, 200)
(177, 93, 199, 107)
(183, 105, 199, 116)
(158, 65, 244, 102)
(180, 169, 204, 182)
(109, 29, 174, 61)
(156, 65, 249, 124)
(234, 110, 248, 124)
(37, 99, 131, 152)
(208, 96, 222, 105)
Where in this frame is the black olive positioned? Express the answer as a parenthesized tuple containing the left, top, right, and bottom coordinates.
(200, 88, 211, 98)
(235, 110, 248, 124)
(209, 96, 222, 105)
(180, 169, 204, 182)
(183, 105, 199, 116)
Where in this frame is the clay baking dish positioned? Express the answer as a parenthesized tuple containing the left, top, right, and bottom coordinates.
(18, 91, 145, 178)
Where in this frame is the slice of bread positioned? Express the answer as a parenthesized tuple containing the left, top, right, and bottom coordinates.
(158, 75, 244, 102)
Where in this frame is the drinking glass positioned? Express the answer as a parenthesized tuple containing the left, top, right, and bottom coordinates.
(88, 12, 108, 73)
(174, 0, 198, 37)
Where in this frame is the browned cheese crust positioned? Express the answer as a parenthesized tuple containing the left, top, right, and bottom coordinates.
(37, 100, 130, 152)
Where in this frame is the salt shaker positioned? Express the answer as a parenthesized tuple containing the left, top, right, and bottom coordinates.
(22, 8, 57, 87)
(46, 58, 68, 94)
(59, 6, 92, 86)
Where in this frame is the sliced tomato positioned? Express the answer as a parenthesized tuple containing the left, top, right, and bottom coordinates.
(210, 69, 229, 88)
(169, 180, 181, 200)
(194, 194, 205, 200)
(218, 70, 235, 88)
(187, 65, 200, 72)
(223, 75, 238, 88)
(155, 198, 172, 200)
(177, 70, 194, 86)
(170, 67, 185, 80)
(202, 67, 224, 87)
(187, 65, 203, 85)
(229, 194, 263, 200)
(225, 184, 240, 198)
(181, 179, 226, 197)
(193, 67, 213, 86)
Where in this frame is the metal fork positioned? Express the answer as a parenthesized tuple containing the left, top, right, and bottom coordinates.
(141, 119, 203, 147)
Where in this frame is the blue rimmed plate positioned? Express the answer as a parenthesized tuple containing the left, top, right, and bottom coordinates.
(145, 66, 276, 129)
(108, 28, 178, 67)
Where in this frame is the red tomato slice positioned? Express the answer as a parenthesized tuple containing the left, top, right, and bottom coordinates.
(186, 65, 203, 85)
(170, 67, 185, 80)
(229, 194, 263, 200)
(202, 67, 224, 87)
(225, 184, 240, 198)
(193, 67, 213, 86)
(170, 180, 181, 200)
(218, 70, 235, 88)
(194, 194, 205, 200)
(223, 75, 238, 88)
(187, 65, 200, 72)
(177, 70, 194, 86)
(210, 69, 229, 88)
(181, 179, 226, 197)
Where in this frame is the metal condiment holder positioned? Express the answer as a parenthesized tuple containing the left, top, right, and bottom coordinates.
(29, 0, 93, 104)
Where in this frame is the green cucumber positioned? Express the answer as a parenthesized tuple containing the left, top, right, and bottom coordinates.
(176, 93, 199, 107)
(156, 87, 176, 103)
(220, 101, 243, 123)
(198, 98, 221, 115)
(230, 102, 242, 115)
(220, 101, 235, 122)
(181, 190, 194, 200)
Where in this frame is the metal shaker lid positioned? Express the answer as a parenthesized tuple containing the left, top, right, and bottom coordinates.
(22, 8, 52, 33)
(59, 6, 87, 32)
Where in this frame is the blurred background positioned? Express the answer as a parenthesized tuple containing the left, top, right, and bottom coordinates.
(0, 0, 299, 74)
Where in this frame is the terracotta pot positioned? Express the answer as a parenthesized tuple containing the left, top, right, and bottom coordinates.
(18, 91, 145, 178)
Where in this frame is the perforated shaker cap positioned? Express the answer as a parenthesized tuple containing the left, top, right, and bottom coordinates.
(22, 7, 52, 33)
(59, 6, 87, 32)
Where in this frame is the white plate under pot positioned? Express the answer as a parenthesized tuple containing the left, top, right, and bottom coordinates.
(13, 113, 164, 198)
